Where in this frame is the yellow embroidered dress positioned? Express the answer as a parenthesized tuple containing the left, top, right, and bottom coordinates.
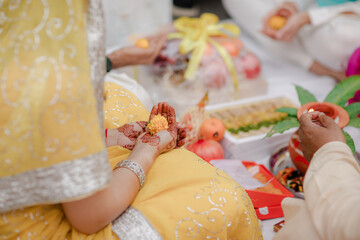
(0, 1, 262, 239)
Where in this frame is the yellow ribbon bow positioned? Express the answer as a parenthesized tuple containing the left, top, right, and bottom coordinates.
(168, 13, 241, 93)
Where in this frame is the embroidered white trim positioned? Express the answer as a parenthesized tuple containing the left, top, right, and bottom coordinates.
(112, 207, 162, 240)
(87, 0, 106, 132)
(0, 149, 110, 213)
(115, 159, 146, 187)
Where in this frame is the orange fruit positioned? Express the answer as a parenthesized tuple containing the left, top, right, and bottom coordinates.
(199, 118, 226, 141)
(269, 16, 287, 30)
(220, 41, 240, 57)
(135, 38, 149, 49)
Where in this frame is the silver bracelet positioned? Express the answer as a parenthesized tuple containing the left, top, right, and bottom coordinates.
(114, 159, 146, 188)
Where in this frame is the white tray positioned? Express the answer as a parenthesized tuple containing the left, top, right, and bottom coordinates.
(206, 94, 299, 162)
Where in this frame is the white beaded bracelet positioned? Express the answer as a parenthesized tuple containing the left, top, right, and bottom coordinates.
(114, 159, 146, 188)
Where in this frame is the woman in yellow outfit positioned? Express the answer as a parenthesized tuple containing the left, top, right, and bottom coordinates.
(0, 0, 262, 239)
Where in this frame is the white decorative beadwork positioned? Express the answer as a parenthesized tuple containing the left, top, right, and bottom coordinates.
(112, 207, 162, 240)
(115, 159, 146, 187)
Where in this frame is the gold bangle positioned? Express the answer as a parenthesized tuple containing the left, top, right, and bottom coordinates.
(114, 159, 146, 188)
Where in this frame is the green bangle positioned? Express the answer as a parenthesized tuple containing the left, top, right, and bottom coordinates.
(106, 57, 112, 72)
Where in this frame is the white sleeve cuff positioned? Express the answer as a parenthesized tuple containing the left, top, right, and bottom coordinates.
(308, 2, 360, 26)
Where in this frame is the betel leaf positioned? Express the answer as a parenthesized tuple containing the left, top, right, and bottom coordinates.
(276, 107, 298, 117)
(344, 102, 360, 119)
(295, 85, 317, 105)
(342, 130, 356, 153)
(324, 75, 360, 107)
(265, 117, 299, 138)
(348, 118, 360, 128)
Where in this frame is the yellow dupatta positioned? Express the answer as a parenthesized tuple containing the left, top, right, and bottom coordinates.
(0, 0, 110, 212)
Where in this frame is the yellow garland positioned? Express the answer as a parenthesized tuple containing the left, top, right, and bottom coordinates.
(168, 13, 241, 94)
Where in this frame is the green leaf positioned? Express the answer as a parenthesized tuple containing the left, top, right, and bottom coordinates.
(265, 117, 299, 138)
(276, 107, 298, 117)
(342, 130, 356, 153)
(295, 85, 317, 105)
(345, 102, 360, 119)
(324, 75, 360, 107)
(348, 118, 360, 128)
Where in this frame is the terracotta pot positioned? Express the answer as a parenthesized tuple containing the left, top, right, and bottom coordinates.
(288, 130, 309, 176)
(289, 102, 350, 175)
(297, 102, 349, 128)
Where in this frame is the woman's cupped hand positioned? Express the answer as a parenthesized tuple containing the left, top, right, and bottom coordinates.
(107, 102, 186, 156)
(134, 102, 186, 158)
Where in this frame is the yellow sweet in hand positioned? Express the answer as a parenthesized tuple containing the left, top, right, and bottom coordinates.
(147, 114, 169, 135)
(135, 38, 150, 49)
(269, 16, 287, 30)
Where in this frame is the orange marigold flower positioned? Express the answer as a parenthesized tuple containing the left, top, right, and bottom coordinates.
(147, 115, 169, 135)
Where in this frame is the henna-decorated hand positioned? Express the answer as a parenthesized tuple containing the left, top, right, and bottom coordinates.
(148, 102, 187, 149)
(177, 127, 187, 148)
(129, 103, 186, 162)
(143, 102, 178, 154)
(105, 121, 147, 150)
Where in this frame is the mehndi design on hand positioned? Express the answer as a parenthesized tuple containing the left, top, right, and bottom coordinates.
(105, 121, 147, 150)
(149, 102, 186, 149)
(140, 133, 161, 147)
(136, 102, 183, 155)
(106, 102, 186, 153)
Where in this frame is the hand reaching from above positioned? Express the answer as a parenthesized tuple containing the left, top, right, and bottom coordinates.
(262, 1, 298, 39)
(298, 111, 346, 162)
(107, 33, 167, 68)
(105, 121, 147, 150)
(274, 12, 310, 42)
(124, 34, 167, 65)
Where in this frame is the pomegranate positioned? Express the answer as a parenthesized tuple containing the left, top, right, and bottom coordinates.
(187, 139, 224, 162)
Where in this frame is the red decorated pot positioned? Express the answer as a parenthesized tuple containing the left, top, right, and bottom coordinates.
(288, 130, 309, 175)
(289, 102, 350, 175)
